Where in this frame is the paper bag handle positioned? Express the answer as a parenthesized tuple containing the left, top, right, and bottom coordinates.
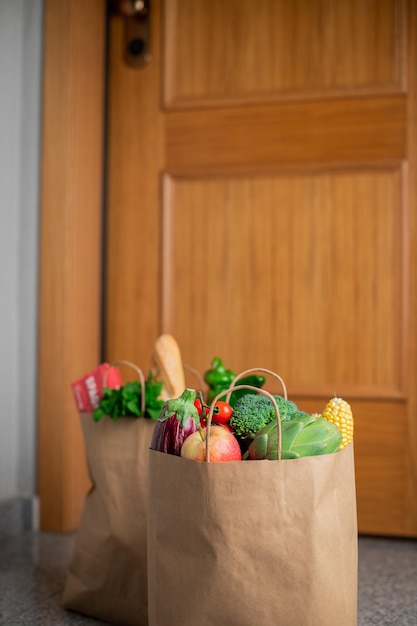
(225, 368, 288, 403)
(103, 360, 146, 416)
(206, 385, 282, 462)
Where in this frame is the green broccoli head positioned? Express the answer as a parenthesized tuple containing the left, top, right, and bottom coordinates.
(229, 393, 307, 440)
(230, 394, 278, 439)
(273, 395, 304, 422)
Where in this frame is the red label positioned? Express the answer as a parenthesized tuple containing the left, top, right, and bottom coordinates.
(71, 363, 122, 412)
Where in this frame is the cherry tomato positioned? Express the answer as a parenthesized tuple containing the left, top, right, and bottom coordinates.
(213, 401, 233, 424)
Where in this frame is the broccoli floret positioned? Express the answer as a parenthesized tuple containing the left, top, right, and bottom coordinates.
(230, 394, 306, 440)
(273, 395, 301, 423)
(230, 394, 277, 439)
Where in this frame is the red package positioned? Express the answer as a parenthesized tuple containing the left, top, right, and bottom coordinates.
(71, 363, 122, 413)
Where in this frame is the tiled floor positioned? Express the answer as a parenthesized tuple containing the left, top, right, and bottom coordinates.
(0, 532, 416, 625)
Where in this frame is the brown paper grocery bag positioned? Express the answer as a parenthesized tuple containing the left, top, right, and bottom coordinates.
(147, 382, 358, 626)
(63, 363, 156, 626)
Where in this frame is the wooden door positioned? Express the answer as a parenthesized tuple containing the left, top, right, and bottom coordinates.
(105, 0, 417, 536)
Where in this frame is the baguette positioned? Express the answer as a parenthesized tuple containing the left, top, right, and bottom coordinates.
(153, 334, 186, 400)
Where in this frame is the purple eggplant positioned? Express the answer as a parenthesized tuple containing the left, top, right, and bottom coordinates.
(150, 388, 200, 455)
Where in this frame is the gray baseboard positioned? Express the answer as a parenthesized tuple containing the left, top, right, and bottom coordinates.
(0, 496, 39, 536)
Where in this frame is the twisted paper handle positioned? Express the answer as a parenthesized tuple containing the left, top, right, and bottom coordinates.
(225, 367, 288, 403)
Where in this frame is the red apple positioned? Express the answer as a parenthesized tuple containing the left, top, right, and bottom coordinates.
(180, 425, 242, 462)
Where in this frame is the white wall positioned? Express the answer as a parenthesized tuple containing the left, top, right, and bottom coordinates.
(0, 0, 43, 501)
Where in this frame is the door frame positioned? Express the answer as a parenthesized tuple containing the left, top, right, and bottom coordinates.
(37, 0, 106, 531)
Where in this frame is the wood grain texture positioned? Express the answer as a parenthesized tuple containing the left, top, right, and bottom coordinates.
(162, 167, 405, 399)
(165, 96, 406, 170)
(37, 0, 105, 531)
(404, 0, 417, 535)
(104, 1, 164, 367)
(164, 0, 405, 107)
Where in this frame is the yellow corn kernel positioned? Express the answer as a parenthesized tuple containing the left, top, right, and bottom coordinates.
(322, 397, 354, 450)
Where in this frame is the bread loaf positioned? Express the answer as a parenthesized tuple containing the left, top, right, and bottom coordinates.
(153, 334, 186, 400)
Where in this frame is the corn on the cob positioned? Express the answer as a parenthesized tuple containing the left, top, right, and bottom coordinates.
(321, 397, 354, 450)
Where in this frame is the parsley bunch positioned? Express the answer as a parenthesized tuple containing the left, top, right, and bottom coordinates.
(92, 372, 164, 422)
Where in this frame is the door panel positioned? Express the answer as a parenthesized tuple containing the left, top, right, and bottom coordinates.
(162, 167, 406, 398)
(106, 0, 417, 536)
(164, 0, 404, 107)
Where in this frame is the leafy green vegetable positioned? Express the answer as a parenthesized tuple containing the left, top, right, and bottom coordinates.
(92, 372, 164, 422)
(144, 372, 165, 420)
